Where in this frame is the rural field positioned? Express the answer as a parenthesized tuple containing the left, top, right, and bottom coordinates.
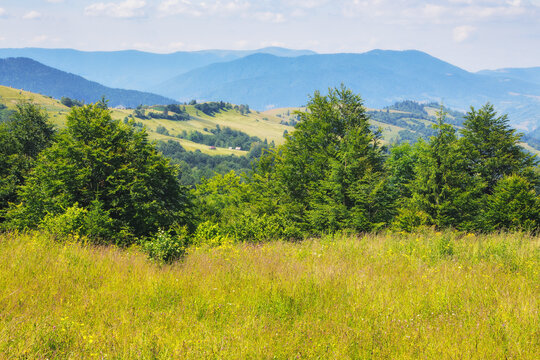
(1, 231, 538, 359)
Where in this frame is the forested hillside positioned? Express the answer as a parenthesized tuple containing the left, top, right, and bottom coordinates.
(0, 58, 176, 108)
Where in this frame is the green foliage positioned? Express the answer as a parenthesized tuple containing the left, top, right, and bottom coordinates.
(177, 125, 262, 150)
(187, 91, 538, 239)
(158, 141, 254, 186)
(142, 226, 190, 263)
(60, 96, 84, 108)
(3, 92, 538, 243)
(484, 174, 540, 232)
(460, 103, 537, 195)
(0, 102, 55, 224)
(192, 171, 303, 242)
(38, 201, 123, 243)
(387, 142, 421, 200)
(233, 104, 251, 115)
(269, 85, 392, 234)
(8, 102, 55, 158)
(8, 103, 192, 243)
(155, 125, 170, 135)
(194, 101, 232, 116)
(191, 221, 231, 247)
(392, 207, 431, 232)
(408, 110, 483, 229)
(40, 203, 88, 238)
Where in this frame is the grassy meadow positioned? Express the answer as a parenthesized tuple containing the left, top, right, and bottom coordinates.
(1, 231, 539, 359)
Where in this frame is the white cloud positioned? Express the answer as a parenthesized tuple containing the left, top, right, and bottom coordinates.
(422, 4, 447, 18)
(158, 0, 251, 17)
(453, 25, 476, 42)
(260, 41, 286, 48)
(158, 0, 203, 17)
(23, 11, 43, 20)
(31, 35, 49, 43)
(285, 0, 331, 9)
(85, 0, 147, 19)
(168, 41, 185, 51)
(46, 0, 65, 3)
(254, 11, 285, 23)
(0, 8, 7, 18)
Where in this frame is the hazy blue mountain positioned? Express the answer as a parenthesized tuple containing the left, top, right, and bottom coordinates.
(0, 47, 315, 91)
(0, 57, 176, 107)
(478, 67, 540, 86)
(154, 50, 540, 129)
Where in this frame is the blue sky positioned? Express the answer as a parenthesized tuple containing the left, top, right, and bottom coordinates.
(0, 0, 539, 71)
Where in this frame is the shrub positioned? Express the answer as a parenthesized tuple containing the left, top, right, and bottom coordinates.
(392, 208, 431, 232)
(191, 221, 231, 248)
(142, 226, 190, 263)
(39, 203, 87, 238)
(38, 200, 130, 244)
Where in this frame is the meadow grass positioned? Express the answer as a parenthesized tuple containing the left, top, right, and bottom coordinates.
(0, 231, 539, 359)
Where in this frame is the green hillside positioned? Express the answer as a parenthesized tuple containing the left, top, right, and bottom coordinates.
(0, 86, 291, 155)
(1, 86, 538, 156)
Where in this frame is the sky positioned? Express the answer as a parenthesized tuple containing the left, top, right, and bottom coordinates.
(0, 0, 539, 71)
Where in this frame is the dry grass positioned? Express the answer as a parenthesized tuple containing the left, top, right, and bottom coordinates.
(0, 231, 539, 359)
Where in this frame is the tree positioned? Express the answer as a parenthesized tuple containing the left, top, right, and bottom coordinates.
(484, 174, 540, 232)
(387, 142, 421, 200)
(9, 104, 192, 243)
(0, 103, 55, 223)
(266, 85, 391, 233)
(460, 103, 537, 195)
(8, 102, 55, 158)
(408, 110, 482, 229)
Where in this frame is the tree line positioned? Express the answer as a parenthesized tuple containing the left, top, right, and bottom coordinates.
(176, 125, 266, 150)
(0, 86, 538, 262)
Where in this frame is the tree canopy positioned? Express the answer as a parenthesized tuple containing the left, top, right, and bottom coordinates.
(9, 104, 192, 243)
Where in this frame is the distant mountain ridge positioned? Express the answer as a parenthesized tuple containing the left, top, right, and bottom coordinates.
(153, 50, 540, 131)
(0, 57, 176, 107)
(478, 67, 540, 86)
(1, 47, 539, 134)
(0, 47, 316, 91)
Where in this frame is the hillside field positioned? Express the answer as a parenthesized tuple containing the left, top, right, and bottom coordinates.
(1, 231, 539, 358)
(1, 85, 539, 156)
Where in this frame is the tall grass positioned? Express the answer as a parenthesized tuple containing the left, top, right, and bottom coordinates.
(1, 231, 539, 358)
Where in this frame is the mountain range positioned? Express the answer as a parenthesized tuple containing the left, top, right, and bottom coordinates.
(0, 57, 176, 108)
(0, 47, 539, 133)
(0, 47, 315, 91)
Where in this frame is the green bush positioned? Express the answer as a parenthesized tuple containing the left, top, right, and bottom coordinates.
(39, 203, 87, 238)
(392, 208, 431, 232)
(142, 226, 190, 263)
(38, 200, 130, 244)
(191, 221, 231, 248)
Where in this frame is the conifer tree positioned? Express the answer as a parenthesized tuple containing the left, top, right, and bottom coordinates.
(484, 174, 540, 231)
(268, 85, 391, 233)
(409, 110, 482, 228)
(460, 103, 537, 195)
